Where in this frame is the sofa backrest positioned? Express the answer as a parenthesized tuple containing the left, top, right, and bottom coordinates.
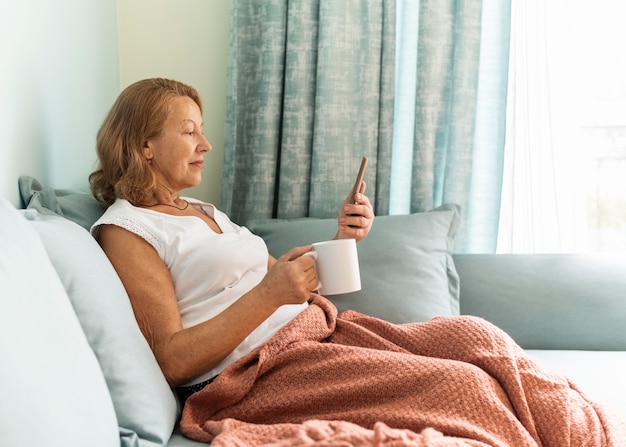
(454, 253, 626, 351)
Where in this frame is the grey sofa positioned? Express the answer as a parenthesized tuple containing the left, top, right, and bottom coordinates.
(2, 180, 625, 446)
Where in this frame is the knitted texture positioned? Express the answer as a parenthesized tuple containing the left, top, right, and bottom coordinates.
(181, 296, 626, 446)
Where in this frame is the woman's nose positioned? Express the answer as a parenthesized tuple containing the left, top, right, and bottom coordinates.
(199, 135, 212, 152)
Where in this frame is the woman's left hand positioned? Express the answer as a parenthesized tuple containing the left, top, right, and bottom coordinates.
(335, 181, 374, 243)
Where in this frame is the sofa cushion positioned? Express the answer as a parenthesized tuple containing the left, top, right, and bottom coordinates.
(247, 204, 461, 323)
(0, 198, 119, 447)
(23, 210, 179, 447)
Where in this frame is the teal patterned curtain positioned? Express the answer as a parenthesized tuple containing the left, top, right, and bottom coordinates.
(221, 1, 396, 224)
(391, 0, 511, 252)
(221, 0, 511, 253)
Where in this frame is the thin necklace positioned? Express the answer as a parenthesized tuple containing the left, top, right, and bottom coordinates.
(139, 199, 189, 211)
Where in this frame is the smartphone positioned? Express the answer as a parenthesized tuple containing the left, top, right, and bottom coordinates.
(349, 156, 368, 204)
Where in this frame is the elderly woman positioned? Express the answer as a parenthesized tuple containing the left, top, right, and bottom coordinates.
(90, 78, 624, 446)
(90, 78, 373, 390)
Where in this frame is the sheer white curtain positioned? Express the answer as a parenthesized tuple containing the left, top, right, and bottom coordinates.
(497, 0, 626, 253)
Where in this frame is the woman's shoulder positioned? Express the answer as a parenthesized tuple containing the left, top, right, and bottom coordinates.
(90, 199, 162, 250)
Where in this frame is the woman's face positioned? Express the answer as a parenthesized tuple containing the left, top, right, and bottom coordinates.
(143, 95, 211, 193)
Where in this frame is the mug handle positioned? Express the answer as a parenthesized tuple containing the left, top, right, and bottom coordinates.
(301, 251, 322, 291)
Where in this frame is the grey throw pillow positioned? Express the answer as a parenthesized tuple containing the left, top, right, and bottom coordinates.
(247, 204, 461, 323)
(19, 175, 104, 230)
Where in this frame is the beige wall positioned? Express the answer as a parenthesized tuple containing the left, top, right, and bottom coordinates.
(116, 0, 231, 205)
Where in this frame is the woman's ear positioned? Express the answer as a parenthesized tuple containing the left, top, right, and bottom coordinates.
(142, 141, 153, 161)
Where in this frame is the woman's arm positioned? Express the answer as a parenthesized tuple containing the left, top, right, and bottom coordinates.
(98, 224, 317, 387)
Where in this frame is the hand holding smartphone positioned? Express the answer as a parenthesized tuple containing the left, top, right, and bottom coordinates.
(349, 156, 368, 204)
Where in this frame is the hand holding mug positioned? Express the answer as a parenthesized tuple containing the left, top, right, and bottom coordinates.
(303, 239, 361, 296)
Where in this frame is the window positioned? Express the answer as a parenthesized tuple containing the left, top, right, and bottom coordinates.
(498, 0, 626, 253)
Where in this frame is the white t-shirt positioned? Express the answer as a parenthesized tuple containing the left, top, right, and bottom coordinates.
(91, 198, 307, 386)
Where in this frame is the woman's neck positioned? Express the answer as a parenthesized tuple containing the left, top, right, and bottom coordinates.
(138, 185, 188, 210)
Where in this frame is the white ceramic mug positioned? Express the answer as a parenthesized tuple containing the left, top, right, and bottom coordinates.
(304, 239, 361, 295)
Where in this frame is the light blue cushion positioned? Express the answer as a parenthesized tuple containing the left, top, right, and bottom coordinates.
(0, 198, 119, 447)
(23, 210, 179, 447)
(248, 204, 461, 323)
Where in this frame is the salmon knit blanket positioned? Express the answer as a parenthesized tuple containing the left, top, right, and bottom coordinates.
(180, 296, 626, 446)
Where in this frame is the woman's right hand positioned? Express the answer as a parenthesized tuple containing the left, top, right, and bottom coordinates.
(258, 246, 319, 306)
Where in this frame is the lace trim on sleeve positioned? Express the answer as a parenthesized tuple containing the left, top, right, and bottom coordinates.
(102, 216, 162, 253)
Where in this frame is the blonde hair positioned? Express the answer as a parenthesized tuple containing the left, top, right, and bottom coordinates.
(89, 78, 202, 207)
